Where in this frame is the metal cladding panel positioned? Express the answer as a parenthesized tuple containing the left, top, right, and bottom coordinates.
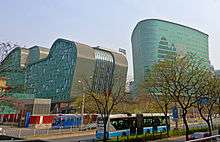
(111, 52, 128, 93)
(20, 48, 29, 68)
(27, 46, 49, 65)
(111, 52, 128, 68)
(132, 19, 209, 91)
(27, 46, 40, 65)
(39, 47, 49, 59)
(70, 43, 96, 97)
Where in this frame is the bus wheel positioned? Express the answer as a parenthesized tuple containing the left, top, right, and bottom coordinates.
(122, 132, 127, 136)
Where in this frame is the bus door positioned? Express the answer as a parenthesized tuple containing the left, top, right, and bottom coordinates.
(152, 117, 160, 133)
(129, 118, 136, 135)
(136, 114, 144, 135)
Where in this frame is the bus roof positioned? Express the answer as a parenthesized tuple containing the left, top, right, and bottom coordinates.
(107, 113, 171, 119)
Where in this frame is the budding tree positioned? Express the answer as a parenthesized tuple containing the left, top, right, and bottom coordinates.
(144, 54, 208, 140)
(78, 75, 128, 141)
(196, 73, 220, 135)
(0, 42, 21, 63)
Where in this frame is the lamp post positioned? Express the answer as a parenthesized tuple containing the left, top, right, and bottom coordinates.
(81, 92, 85, 130)
(78, 80, 85, 130)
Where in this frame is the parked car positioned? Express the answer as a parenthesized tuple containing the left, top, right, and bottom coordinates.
(0, 127, 6, 135)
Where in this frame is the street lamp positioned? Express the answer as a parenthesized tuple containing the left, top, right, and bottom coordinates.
(78, 80, 85, 130)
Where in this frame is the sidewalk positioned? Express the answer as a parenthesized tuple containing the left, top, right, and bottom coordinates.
(25, 129, 96, 140)
(157, 129, 219, 142)
(158, 135, 186, 142)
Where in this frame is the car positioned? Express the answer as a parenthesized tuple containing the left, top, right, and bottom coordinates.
(190, 132, 210, 140)
(0, 127, 6, 135)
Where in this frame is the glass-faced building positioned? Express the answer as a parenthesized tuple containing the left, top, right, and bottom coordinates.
(0, 38, 128, 105)
(132, 19, 209, 91)
(0, 47, 31, 93)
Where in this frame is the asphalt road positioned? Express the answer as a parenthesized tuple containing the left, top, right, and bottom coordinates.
(48, 135, 96, 142)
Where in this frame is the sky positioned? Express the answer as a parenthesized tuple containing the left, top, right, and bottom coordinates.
(1, 0, 220, 80)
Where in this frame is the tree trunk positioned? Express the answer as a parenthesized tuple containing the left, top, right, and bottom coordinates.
(182, 110, 189, 141)
(210, 115, 214, 130)
(165, 114, 170, 137)
(198, 108, 212, 136)
(103, 116, 108, 142)
(206, 119, 212, 136)
(103, 117, 107, 142)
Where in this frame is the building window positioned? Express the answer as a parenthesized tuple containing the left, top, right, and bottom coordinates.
(92, 49, 115, 94)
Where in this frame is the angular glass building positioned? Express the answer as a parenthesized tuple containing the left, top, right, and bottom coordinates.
(132, 19, 209, 91)
(0, 38, 128, 106)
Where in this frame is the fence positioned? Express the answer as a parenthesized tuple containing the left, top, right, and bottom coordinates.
(1, 123, 97, 138)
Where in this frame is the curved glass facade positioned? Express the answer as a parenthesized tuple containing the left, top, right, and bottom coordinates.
(132, 19, 209, 91)
(0, 48, 27, 93)
(26, 39, 77, 102)
(92, 49, 115, 93)
(0, 38, 128, 105)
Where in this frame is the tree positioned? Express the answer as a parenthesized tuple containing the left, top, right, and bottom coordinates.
(73, 94, 98, 113)
(78, 75, 127, 141)
(113, 94, 160, 114)
(0, 42, 21, 64)
(196, 73, 220, 135)
(144, 54, 208, 140)
(144, 68, 173, 136)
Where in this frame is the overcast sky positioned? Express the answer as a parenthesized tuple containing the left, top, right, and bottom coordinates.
(1, 0, 220, 79)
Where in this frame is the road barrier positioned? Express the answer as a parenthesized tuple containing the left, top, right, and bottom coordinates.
(1, 123, 96, 138)
(186, 135, 220, 142)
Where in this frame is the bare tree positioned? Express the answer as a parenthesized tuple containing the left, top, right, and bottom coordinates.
(0, 42, 21, 64)
(78, 75, 128, 141)
(144, 54, 208, 140)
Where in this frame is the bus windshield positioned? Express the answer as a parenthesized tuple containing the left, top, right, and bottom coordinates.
(110, 118, 131, 130)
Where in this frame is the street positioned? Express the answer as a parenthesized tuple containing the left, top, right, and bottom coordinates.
(48, 135, 96, 142)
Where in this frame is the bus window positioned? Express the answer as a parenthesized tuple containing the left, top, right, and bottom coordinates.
(118, 120, 124, 130)
(111, 120, 118, 130)
(143, 118, 152, 127)
(110, 119, 129, 130)
(153, 117, 160, 126)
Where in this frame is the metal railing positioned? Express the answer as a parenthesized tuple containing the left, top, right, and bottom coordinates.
(1, 123, 97, 138)
(186, 135, 220, 142)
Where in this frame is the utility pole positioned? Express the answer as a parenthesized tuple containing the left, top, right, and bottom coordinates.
(78, 80, 85, 130)
(80, 93, 85, 130)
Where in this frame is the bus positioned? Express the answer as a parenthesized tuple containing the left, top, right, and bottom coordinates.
(52, 114, 98, 129)
(52, 114, 82, 129)
(96, 113, 170, 139)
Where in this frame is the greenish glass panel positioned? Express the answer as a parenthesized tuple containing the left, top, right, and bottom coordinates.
(132, 19, 209, 91)
(26, 39, 77, 102)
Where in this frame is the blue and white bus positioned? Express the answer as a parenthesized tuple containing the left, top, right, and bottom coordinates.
(52, 114, 82, 129)
(96, 113, 170, 139)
